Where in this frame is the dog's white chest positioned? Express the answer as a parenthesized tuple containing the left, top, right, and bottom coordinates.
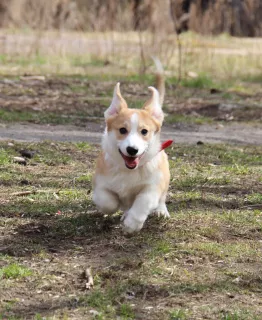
(95, 161, 162, 209)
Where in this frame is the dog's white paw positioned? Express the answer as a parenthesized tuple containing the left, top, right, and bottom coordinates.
(122, 213, 144, 234)
(153, 204, 170, 218)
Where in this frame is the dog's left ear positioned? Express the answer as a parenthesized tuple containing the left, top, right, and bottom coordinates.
(104, 83, 127, 119)
(142, 86, 164, 123)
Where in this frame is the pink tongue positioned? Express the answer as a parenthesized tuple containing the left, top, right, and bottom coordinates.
(125, 156, 139, 168)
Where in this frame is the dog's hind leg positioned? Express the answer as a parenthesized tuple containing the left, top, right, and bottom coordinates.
(93, 189, 119, 214)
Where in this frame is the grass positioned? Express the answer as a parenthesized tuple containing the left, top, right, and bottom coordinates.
(0, 75, 260, 128)
(221, 311, 261, 320)
(165, 114, 214, 125)
(0, 148, 10, 165)
(171, 74, 215, 89)
(1, 30, 262, 90)
(78, 287, 136, 319)
(0, 109, 74, 125)
(0, 263, 32, 279)
(1, 33, 262, 127)
(0, 141, 262, 319)
(0, 29, 262, 318)
(169, 309, 189, 320)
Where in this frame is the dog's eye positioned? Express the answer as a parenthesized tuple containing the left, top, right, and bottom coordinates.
(119, 127, 128, 134)
(141, 129, 148, 136)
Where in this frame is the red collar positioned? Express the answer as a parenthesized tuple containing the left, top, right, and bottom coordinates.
(160, 140, 173, 152)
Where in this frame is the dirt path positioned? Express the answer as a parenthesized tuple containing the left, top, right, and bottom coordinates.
(0, 122, 261, 145)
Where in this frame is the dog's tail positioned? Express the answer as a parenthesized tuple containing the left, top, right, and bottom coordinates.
(152, 57, 165, 107)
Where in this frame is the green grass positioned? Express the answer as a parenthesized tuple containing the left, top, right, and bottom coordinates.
(180, 74, 214, 89)
(0, 109, 96, 125)
(0, 148, 10, 165)
(1, 141, 262, 319)
(165, 114, 213, 125)
(0, 54, 47, 67)
(0, 68, 260, 128)
(119, 303, 135, 319)
(0, 31, 261, 318)
(187, 241, 261, 261)
(78, 286, 133, 319)
(71, 56, 107, 68)
(0, 263, 32, 279)
(0, 109, 73, 124)
(169, 309, 189, 320)
(74, 142, 91, 151)
(241, 74, 262, 84)
(221, 310, 260, 320)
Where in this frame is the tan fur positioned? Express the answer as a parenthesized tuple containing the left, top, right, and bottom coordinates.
(107, 109, 160, 141)
(92, 59, 170, 233)
(93, 152, 108, 178)
(157, 151, 170, 195)
(155, 73, 165, 106)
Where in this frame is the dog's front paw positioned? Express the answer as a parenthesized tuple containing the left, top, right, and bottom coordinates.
(153, 203, 170, 218)
(122, 213, 144, 234)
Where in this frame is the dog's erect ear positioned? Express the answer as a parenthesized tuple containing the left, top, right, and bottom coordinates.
(104, 83, 127, 119)
(142, 86, 164, 123)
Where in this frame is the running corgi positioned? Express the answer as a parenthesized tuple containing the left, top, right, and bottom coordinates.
(93, 62, 171, 233)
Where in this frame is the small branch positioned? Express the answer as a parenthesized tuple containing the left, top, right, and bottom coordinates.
(11, 190, 61, 197)
(171, 10, 183, 84)
(53, 192, 60, 200)
(176, 33, 182, 84)
(11, 191, 36, 197)
(138, 30, 147, 75)
(240, 204, 262, 210)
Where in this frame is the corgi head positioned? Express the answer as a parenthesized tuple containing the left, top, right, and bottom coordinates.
(102, 83, 164, 170)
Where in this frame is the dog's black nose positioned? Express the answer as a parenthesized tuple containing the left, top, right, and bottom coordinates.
(126, 146, 138, 156)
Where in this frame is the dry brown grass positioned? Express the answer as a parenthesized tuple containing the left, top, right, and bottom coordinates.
(0, 29, 262, 84)
(1, 0, 262, 37)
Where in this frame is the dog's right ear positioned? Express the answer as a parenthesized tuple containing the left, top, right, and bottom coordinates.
(104, 83, 127, 119)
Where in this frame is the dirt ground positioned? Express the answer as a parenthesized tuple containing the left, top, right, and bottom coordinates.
(0, 76, 261, 145)
(1, 140, 262, 320)
(0, 121, 262, 145)
(0, 74, 262, 320)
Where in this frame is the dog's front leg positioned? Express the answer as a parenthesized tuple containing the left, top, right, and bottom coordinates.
(122, 190, 160, 233)
(93, 188, 119, 214)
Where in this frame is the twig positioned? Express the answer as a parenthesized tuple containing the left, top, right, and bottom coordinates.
(138, 30, 147, 75)
(175, 31, 182, 84)
(53, 192, 60, 200)
(171, 10, 183, 84)
(11, 190, 61, 197)
(11, 191, 36, 197)
(240, 204, 262, 210)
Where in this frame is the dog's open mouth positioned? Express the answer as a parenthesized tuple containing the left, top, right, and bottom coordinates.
(119, 150, 144, 169)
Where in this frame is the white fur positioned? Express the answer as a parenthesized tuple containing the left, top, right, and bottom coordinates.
(143, 87, 164, 123)
(93, 152, 166, 232)
(93, 84, 169, 233)
(104, 82, 126, 119)
(119, 114, 147, 157)
(94, 130, 167, 233)
(101, 117, 161, 171)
